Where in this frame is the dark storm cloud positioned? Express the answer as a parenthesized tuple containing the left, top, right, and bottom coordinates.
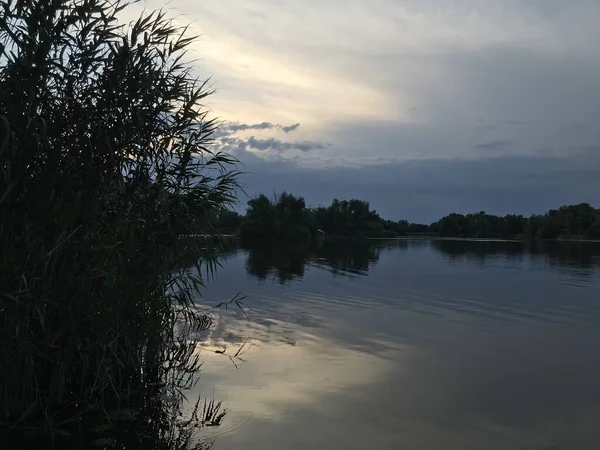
(247, 136, 324, 152)
(216, 136, 325, 154)
(216, 121, 301, 138)
(230, 147, 600, 223)
(220, 137, 248, 151)
(228, 121, 277, 132)
(475, 140, 512, 151)
(282, 123, 300, 133)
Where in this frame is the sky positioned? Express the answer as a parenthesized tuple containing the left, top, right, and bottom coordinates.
(133, 0, 599, 223)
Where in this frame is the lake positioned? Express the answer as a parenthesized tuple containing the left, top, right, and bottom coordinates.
(189, 239, 600, 450)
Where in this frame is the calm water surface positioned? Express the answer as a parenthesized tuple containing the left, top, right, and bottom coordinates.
(190, 239, 600, 450)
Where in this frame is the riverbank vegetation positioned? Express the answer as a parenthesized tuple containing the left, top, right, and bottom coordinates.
(0, 0, 236, 446)
(240, 193, 318, 241)
(237, 193, 426, 242)
(431, 203, 600, 239)
(234, 194, 600, 241)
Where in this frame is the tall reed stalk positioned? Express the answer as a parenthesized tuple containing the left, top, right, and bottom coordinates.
(0, 0, 238, 432)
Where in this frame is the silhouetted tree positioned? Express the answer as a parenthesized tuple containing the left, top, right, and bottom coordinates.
(218, 209, 243, 233)
(431, 204, 600, 239)
(240, 192, 317, 241)
(314, 198, 395, 238)
(233, 193, 598, 242)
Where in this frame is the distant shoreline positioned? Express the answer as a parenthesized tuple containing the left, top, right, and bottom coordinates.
(223, 197, 600, 243)
(368, 236, 600, 244)
(221, 234, 600, 245)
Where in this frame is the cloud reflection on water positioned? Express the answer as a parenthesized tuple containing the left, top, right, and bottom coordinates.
(189, 239, 600, 449)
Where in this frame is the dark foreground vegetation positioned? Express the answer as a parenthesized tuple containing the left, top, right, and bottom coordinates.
(0, 1, 237, 447)
(228, 193, 600, 242)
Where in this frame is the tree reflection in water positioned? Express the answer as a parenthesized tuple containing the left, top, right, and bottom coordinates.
(433, 238, 600, 271)
(243, 239, 411, 283)
(243, 238, 600, 284)
(6, 315, 227, 450)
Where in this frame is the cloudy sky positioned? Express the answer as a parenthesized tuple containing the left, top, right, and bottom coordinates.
(136, 0, 599, 222)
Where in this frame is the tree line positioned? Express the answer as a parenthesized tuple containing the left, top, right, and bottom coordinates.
(220, 193, 431, 242)
(431, 203, 600, 239)
(219, 193, 600, 241)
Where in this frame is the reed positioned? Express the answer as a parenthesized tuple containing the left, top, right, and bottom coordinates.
(0, 0, 238, 433)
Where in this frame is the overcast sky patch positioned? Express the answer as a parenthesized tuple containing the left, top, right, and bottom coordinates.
(131, 0, 600, 217)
